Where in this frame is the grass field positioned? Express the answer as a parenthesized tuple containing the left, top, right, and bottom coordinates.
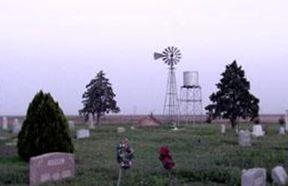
(0, 123, 288, 186)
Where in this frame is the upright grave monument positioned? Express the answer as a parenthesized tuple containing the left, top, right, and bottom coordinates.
(88, 113, 94, 129)
(220, 124, 226, 134)
(29, 152, 75, 186)
(12, 118, 21, 134)
(271, 166, 288, 185)
(2, 116, 8, 130)
(239, 130, 252, 147)
(241, 168, 266, 186)
(285, 110, 288, 132)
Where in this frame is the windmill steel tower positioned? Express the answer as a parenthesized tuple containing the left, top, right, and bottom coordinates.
(154, 46, 181, 124)
(180, 71, 203, 123)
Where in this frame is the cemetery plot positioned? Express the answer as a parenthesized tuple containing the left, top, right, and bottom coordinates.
(0, 124, 288, 185)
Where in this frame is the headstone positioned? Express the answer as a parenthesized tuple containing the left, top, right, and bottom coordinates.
(252, 125, 264, 137)
(12, 118, 21, 134)
(220, 124, 226, 134)
(235, 128, 239, 134)
(29, 152, 75, 186)
(285, 110, 288, 132)
(241, 168, 266, 186)
(2, 116, 8, 130)
(171, 122, 179, 131)
(68, 120, 75, 130)
(279, 127, 285, 135)
(171, 127, 179, 131)
(117, 127, 126, 133)
(88, 113, 95, 129)
(76, 129, 90, 139)
(271, 166, 288, 185)
(239, 130, 252, 147)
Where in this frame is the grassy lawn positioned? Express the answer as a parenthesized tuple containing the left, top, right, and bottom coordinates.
(0, 123, 288, 185)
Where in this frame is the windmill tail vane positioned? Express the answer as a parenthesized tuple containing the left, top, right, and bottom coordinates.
(154, 52, 165, 60)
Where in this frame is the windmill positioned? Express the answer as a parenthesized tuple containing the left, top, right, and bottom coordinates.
(154, 46, 181, 124)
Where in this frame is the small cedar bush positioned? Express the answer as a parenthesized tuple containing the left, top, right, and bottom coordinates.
(17, 90, 74, 161)
(278, 116, 285, 126)
(253, 117, 260, 124)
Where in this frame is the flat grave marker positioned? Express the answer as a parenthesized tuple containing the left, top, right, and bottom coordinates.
(117, 127, 126, 133)
(76, 129, 90, 139)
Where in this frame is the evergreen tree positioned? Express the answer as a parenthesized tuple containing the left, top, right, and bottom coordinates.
(17, 91, 74, 161)
(205, 61, 259, 128)
(80, 71, 120, 125)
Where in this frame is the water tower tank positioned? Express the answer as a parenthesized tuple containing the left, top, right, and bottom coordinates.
(183, 71, 199, 87)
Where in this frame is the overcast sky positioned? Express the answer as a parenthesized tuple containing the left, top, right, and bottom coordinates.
(0, 0, 287, 115)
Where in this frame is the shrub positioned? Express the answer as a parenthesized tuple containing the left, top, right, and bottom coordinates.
(253, 117, 260, 124)
(205, 116, 212, 124)
(278, 116, 285, 126)
(17, 90, 74, 161)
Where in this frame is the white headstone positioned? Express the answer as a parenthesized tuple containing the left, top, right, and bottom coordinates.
(241, 168, 266, 186)
(285, 110, 288, 131)
(235, 128, 239, 134)
(220, 124, 226, 134)
(252, 125, 264, 137)
(271, 166, 288, 185)
(2, 116, 8, 130)
(117, 127, 126, 133)
(88, 113, 95, 129)
(12, 118, 21, 134)
(239, 130, 252, 147)
(279, 127, 285, 135)
(68, 120, 75, 130)
(171, 123, 179, 131)
(76, 129, 90, 139)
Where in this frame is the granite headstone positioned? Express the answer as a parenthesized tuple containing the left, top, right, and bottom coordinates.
(29, 152, 75, 186)
(241, 168, 266, 186)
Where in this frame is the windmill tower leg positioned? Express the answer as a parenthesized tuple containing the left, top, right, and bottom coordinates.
(163, 67, 180, 125)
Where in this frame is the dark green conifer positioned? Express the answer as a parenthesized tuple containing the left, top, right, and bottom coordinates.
(205, 61, 259, 128)
(17, 90, 74, 161)
(80, 71, 120, 125)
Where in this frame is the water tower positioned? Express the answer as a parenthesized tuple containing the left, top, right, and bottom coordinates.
(154, 46, 181, 124)
(179, 71, 203, 123)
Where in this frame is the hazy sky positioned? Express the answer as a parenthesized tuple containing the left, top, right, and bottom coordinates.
(0, 0, 288, 115)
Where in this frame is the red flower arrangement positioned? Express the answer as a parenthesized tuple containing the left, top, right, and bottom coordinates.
(159, 146, 175, 170)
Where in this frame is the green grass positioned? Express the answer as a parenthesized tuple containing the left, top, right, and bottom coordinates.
(0, 123, 288, 185)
